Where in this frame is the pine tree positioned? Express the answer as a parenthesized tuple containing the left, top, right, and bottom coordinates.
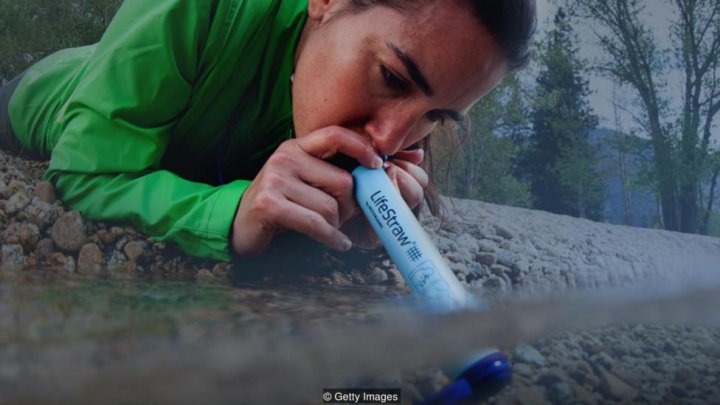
(522, 8, 605, 220)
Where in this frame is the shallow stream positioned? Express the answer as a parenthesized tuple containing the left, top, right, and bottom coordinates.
(1, 267, 719, 404)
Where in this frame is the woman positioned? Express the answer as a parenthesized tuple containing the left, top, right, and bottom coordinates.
(0, 0, 535, 261)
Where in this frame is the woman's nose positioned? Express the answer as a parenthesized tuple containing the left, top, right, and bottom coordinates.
(364, 114, 419, 156)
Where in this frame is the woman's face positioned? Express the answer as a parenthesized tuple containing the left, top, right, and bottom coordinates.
(292, 0, 508, 156)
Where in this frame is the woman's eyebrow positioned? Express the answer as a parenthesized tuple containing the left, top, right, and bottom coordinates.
(387, 41, 434, 97)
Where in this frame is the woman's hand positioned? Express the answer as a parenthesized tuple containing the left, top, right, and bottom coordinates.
(232, 126, 383, 256)
(341, 148, 429, 249)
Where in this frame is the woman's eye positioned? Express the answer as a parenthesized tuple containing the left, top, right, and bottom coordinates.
(381, 65, 408, 93)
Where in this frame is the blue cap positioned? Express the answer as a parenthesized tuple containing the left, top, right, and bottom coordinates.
(420, 352, 512, 405)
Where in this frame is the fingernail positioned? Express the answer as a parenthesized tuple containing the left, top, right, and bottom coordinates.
(340, 236, 353, 251)
(372, 156, 384, 169)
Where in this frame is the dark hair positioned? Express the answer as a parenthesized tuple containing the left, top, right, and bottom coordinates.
(346, 0, 537, 71)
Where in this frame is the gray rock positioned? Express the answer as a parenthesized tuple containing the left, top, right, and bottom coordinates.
(482, 275, 508, 292)
(478, 240, 496, 253)
(51, 211, 87, 252)
(548, 382, 573, 403)
(456, 233, 479, 252)
(537, 369, 565, 386)
(514, 363, 534, 377)
(32, 181, 56, 204)
(5, 191, 30, 215)
(77, 243, 103, 275)
(367, 267, 389, 283)
(123, 240, 148, 262)
(490, 264, 511, 277)
(515, 344, 548, 367)
(598, 368, 638, 401)
(476, 252, 496, 266)
(496, 249, 516, 267)
(0, 180, 8, 199)
(494, 224, 514, 240)
(35, 238, 55, 261)
(1, 244, 25, 271)
(24, 198, 61, 231)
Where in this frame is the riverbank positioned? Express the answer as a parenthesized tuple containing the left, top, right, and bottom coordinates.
(1, 149, 719, 404)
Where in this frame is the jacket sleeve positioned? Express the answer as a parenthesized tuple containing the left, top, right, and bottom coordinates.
(44, 0, 248, 261)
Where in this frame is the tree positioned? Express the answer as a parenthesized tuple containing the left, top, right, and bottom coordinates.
(522, 8, 605, 220)
(573, 0, 720, 234)
(432, 75, 532, 207)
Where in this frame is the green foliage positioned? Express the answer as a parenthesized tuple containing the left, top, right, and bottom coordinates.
(432, 75, 532, 207)
(521, 8, 605, 220)
(0, 0, 121, 81)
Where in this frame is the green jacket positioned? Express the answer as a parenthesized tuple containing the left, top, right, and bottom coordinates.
(9, 0, 308, 261)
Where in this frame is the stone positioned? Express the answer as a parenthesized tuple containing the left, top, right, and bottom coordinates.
(490, 264, 511, 277)
(478, 240, 496, 252)
(367, 267, 389, 283)
(482, 275, 507, 292)
(0, 180, 8, 199)
(514, 363, 534, 377)
(123, 240, 148, 262)
(548, 382, 573, 403)
(1, 244, 25, 271)
(35, 238, 55, 261)
(24, 198, 61, 231)
(62, 255, 76, 273)
(51, 211, 87, 252)
(5, 191, 30, 215)
(512, 386, 548, 404)
(476, 252, 496, 266)
(195, 268, 216, 284)
(537, 369, 565, 386)
(515, 344, 547, 367)
(77, 243, 103, 275)
(599, 368, 638, 401)
(494, 224, 514, 240)
(32, 181, 56, 204)
(496, 250, 515, 267)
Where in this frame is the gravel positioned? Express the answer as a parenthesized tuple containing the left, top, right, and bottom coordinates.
(1, 149, 719, 404)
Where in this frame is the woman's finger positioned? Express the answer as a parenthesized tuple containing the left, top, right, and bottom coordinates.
(392, 148, 425, 166)
(294, 126, 383, 169)
(390, 158, 430, 189)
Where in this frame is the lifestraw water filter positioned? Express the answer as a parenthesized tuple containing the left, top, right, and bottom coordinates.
(352, 165, 512, 404)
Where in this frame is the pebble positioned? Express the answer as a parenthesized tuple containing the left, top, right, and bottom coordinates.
(5, 191, 31, 215)
(50, 211, 87, 252)
(77, 243, 103, 275)
(515, 344, 548, 367)
(598, 368, 638, 401)
(476, 252, 496, 266)
(367, 267, 389, 283)
(32, 181, 56, 204)
(1, 244, 25, 271)
(195, 268, 217, 284)
(494, 224, 514, 240)
(123, 240, 148, 262)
